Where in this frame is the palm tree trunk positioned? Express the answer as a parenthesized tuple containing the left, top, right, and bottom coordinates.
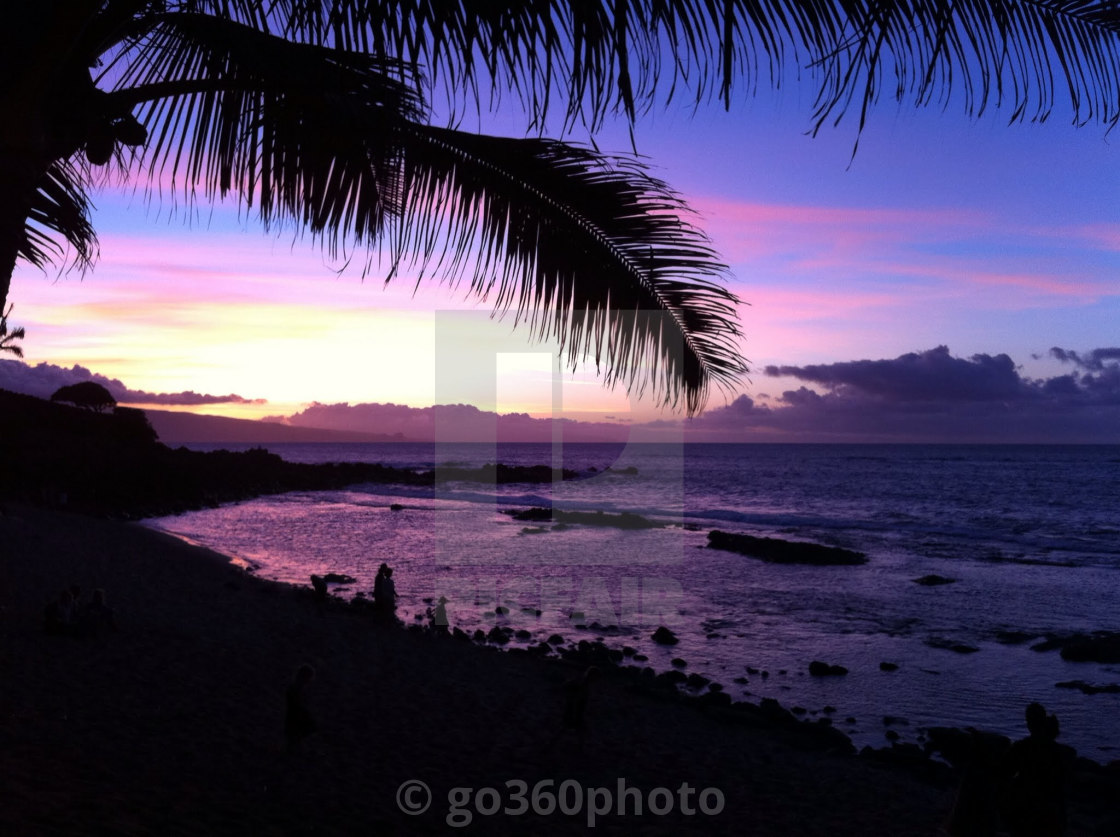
(0, 152, 42, 315)
(0, 2, 102, 314)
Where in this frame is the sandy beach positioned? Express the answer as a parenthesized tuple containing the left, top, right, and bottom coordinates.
(2, 503, 1116, 836)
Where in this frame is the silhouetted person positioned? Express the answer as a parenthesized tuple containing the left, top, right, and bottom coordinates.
(550, 666, 599, 752)
(945, 730, 1006, 837)
(285, 664, 317, 754)
(423, 596, 445, 636)
(373, 563, 388, 607)
(1001, 702, 1070, 837)
(373, 564, 397, 619)
(382, 567, 397, 608)
(81, 588, 117, 636)
(44, 589, 77, 636)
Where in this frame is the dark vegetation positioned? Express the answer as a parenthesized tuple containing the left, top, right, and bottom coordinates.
(0, 389, 570, 519)
(50, 381, 116, 412)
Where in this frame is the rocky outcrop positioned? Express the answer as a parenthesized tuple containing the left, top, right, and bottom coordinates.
(1031, 631, 1120, 662)
(707, 530, 867, 565)
(504, 507, 660, 529)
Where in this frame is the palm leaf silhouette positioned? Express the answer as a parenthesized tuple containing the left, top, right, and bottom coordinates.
(395, 125, 744, 413)
(1, 304, 27, 359)
(237, 1, 1120, 131)
(99, 9, 744, 410)
(19, 160, 99, 272)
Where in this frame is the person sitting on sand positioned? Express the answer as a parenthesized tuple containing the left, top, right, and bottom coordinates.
(80, 588, 117, 636)
(43, 588, 77, 636)
(285, 664, 317, 754)
(1000, 702, 1070, 837)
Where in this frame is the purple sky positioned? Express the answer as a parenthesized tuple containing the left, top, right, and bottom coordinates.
(5, 77, 1120, 442)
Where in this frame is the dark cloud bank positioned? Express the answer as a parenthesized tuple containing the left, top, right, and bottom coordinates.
(5, 346, 1119, 443)
(682, 346, 1120, 443)
(269, 346, 1120, 443)
(0, 360, 262, 407)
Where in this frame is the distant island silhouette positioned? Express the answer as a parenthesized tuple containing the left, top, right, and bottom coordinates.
(144, 407, 414, 445)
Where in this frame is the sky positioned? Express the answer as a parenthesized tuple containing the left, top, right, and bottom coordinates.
(5, 62, 1120, 442)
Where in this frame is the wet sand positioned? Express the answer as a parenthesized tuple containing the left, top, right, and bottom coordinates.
(1, 504, 1113, 835)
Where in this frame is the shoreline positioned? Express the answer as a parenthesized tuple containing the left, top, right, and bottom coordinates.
(4, 504, 1118, 835)
(145, 494, 1120, 768)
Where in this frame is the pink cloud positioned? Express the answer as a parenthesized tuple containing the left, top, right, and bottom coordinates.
(690, 195, 1119, 312)
(19, 227, 476, 316)
(864, 259, 1116, 305)
(694, 199, 980, 228)
(694, 198, 987, 261)
(1061, 223, 1120, 251)
(742, 287, 904, 318)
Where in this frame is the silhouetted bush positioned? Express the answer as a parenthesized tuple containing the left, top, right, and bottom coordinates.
(50, 381, 116, 412)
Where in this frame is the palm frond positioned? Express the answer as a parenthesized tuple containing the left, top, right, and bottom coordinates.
(99, 9, 743, 411)
(390, 125, 746, 414)
(19, 159, 99, 273)
(810, 1, 1120, 134)
(172, 0, 800, 130)
(102, 11, 423, 258)
(0, 342, 24, 359)
(171, 2, 1120, 134)
(1, 304, 26, 359)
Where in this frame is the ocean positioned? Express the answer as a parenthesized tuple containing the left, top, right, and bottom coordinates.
(146, 442, 1120, 760)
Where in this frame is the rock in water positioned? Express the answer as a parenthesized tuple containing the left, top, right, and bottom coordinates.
(707, 531, 867, 565)
(808, 661, 848, 677)
(1059, 632, 1120, 663)
(1055, 680, 1120, 695)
